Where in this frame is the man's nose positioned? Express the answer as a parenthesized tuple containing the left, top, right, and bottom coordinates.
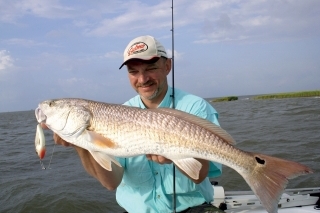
(138, 72, 149, 83)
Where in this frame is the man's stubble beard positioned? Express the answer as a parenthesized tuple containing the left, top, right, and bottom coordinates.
(138, 80, 167, 100)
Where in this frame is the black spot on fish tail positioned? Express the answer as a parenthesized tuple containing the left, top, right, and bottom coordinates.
(255, 156, 265, 165)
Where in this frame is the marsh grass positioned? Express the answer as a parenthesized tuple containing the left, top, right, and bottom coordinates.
(253, 90, 320, 100)
(212, 96, 238, 102)
(210, 90, 320, 102)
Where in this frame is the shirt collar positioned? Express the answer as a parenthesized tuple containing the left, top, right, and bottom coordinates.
(158, 86, 173, 108)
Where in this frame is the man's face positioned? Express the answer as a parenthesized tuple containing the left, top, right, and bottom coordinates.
(126, 58, 171, 101)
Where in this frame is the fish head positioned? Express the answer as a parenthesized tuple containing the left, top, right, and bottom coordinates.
(35, 98, 91, 139)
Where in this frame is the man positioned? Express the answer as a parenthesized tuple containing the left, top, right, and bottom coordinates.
(50, 35, 222, 213)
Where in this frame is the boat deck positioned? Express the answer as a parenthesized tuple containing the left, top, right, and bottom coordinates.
(212, 186, 320, 213)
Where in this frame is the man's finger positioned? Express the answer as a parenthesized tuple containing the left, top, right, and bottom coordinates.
(146, 154, 151, 160)
(151, 155, 159, 163)
(53, 133, 73, 147)
(40, 122, 49, 129)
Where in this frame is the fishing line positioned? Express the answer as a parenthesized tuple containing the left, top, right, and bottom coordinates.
(39, 144, 56, 170)
(47, 144, 56, 169)
(170, 0, 177, 212)
(39, 160, 46, 170)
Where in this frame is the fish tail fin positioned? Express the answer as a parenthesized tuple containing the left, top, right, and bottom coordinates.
(241, 153, 313, 213)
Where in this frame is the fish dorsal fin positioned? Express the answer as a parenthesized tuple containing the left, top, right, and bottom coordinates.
(150, 108, 236, 145)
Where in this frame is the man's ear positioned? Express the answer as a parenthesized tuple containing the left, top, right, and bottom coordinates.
(165, 58, 172, 75)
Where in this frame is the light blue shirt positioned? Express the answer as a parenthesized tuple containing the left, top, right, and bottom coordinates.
(116, 86, 222, 213)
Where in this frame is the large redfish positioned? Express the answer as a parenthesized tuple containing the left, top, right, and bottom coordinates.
(35, 98, 313, 213)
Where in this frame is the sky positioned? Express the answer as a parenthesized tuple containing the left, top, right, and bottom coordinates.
(1, 0, 320, 112)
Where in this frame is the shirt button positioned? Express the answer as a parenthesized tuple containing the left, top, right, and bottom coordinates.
(157, 195, 161, 199)
(155, 171, 158, 175)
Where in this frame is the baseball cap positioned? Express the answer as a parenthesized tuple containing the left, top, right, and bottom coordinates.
(119, 35, 168, 69)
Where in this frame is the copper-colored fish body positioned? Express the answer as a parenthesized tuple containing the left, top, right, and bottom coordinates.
(35, 98, 313, 213)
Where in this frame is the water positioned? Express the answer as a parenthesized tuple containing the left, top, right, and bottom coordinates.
(1, 97, 319, 213)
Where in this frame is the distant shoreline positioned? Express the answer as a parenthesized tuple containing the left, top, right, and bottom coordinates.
(211, 90, 320, 102)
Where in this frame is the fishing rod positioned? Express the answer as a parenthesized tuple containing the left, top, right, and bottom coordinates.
(170, 0, 176, 212)
(171, 0, 175, 108)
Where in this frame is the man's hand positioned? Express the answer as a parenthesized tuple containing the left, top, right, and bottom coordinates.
(146, 153, 210, 184)
(40, 122, 123, 189)
(146, 154, 172, 164)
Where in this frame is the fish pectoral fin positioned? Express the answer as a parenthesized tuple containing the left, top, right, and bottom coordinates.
(88, 150, 122, 171)
(87, 131, 116, 148)
(172, 158, 202, 180)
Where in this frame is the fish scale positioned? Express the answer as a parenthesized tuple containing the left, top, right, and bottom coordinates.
(35, 98, 313, 213)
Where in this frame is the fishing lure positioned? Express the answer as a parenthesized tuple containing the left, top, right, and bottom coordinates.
(35, 123, 46, 160)
(35, 123, 55, 170)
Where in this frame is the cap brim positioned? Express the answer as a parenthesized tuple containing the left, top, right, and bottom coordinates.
(119, 56, 160, 69)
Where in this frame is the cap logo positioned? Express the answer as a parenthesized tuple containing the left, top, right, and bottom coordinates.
(127, 42, 148, 56)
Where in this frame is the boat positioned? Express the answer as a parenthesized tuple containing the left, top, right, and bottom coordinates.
(211, 185, 320, 212)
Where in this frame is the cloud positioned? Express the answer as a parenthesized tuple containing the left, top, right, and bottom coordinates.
(3, 38, 48, 47)
(0, 0, 319, 112)
(59, 77, 85, 85)
(69, 0, 320, 43)
(166, 49, 184, 60)
(0, 50, 14, 72)
(188, 0, 320, 43)
(104, 51, 122, 59)
(83, 1, 172, 37)
(2, 0, 320, 43)
(0, 0, 75, 23)
(56, 77, 111, 100)
(196, 14, 246, 43)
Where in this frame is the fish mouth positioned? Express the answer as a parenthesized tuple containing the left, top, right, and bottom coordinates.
(35, 106, 47, 123)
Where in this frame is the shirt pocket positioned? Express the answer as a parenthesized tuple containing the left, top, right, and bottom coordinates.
(122, 156, 154, 188)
